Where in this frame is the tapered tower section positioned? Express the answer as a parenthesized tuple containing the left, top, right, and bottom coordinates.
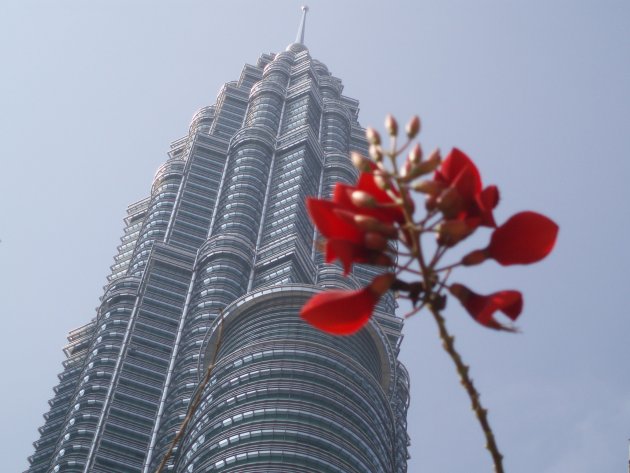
(26, 9, 409, 473)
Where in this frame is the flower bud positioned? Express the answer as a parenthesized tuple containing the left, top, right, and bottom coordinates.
(415, 148, 441, 175)
(351, 152, 373, 172)
(354, 214, 398, 238)
(366, 127, 381, 145)
(412, 180, 444, 195)
(448, 283, 470, 301)
(369, 144, 383, 162)
(373, 172, 390, 191)
(385, 114, 398, 136)
(364, 232, 388, 251)
(369, 252, 394, 267)
(406, 115, 421, 138)
(398, 144, 428, 182)
(409, 143, 423, 164)
(437, 220, 474, 247)
(351, 190, 376, 208)
(353, 214, 380, 231)
(332, 208, 358, 227)
(437, 187, 463, 219)
(369, 273, 396, 297)
(400, 159, 413, 180)
(461, 249, 489, 266)
(425, 195, 438, 211)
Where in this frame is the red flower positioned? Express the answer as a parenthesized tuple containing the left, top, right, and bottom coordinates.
(449, 283, 523, 332)
(435, 148, 482, 201)
(434, 148, 499, 228)
(300, 273, 395, 335)
(307, 177, 402, 274)
(487, 211, 559, 265)
(307, 197, 394, 274)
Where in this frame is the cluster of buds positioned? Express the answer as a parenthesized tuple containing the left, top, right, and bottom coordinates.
(301, 114, 558, 334)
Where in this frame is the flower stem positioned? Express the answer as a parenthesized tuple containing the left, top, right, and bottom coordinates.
(387, 133, 505, 471)
(154, 313, 225, 473)
(428, 304, 505, 473)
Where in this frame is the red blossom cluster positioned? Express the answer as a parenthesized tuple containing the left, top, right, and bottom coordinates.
(301, 115, 558, 335)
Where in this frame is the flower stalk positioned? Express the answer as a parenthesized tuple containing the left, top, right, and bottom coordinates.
(300, 113, 559, 471)
(428, 304, 504, 473)
(397, 150, 505, 471)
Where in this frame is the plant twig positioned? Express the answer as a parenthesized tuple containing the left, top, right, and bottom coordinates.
(428, 304, 504, 473)
(155, 312, 225, 473)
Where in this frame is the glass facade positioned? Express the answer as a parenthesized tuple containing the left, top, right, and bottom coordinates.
(26, 37, 409, 473)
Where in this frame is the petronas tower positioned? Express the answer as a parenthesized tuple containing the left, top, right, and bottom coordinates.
(26, 8, 409, 473)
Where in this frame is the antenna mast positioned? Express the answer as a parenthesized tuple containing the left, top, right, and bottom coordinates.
(295, 5, 309, 44)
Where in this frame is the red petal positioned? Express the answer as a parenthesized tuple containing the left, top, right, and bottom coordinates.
(326, 240, 393, 275)
(357, 172, 395, 204)
(326, 239, 362, 274)
(332, 182, 356, 208)
(451, 165, 481, 201)
(301, 274, 395, 335)
(301, 289, 377, 334)
(488, 211, 559, 265)
(480, 185, 499, 210)
(357, 173, 409, 223)
(434, 149, 488, 224)
(493, 291, 523, 319)
(307, 198, 363, 243)
(450, 283, 523, 332)
(474, 185, 500, 227)
(435, 148, 482, 196)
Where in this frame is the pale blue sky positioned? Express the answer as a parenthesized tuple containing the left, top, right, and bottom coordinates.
(1, 1, 628, 471)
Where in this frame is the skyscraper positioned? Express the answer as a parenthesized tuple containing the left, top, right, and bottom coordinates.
(26, 8, 409, 473)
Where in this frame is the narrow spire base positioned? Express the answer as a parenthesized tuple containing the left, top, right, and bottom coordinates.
(295, 5, 309, 45)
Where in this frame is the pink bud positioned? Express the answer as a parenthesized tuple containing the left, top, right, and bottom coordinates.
(369, 145, 383, 162)
(400, 160, 413, 180)
(351, 190, 376, 208)
(385, 114, 398, 136)
(373, 172, 391, 191)
(351, 152, 373, 172)
(406, 115, 421, 138)
(437, 220, 475, 247)
(364, 232, 388, 251)
(354, 214, 398, 238)
(369, 273, 396, 296)
(412, 180, 444, 195)
(409, 143, 423, 164)
(366, 127, 381, 145)
(425, 195, 438, 211)
(437, 187, 463, 219)
(417, 148, 441, 174)
(461, 249, 488, 266)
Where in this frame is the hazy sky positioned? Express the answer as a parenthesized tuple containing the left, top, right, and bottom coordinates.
(1, 1, 628, 472)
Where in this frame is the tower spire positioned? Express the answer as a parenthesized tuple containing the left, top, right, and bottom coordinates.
(295, 5, 309, 44)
